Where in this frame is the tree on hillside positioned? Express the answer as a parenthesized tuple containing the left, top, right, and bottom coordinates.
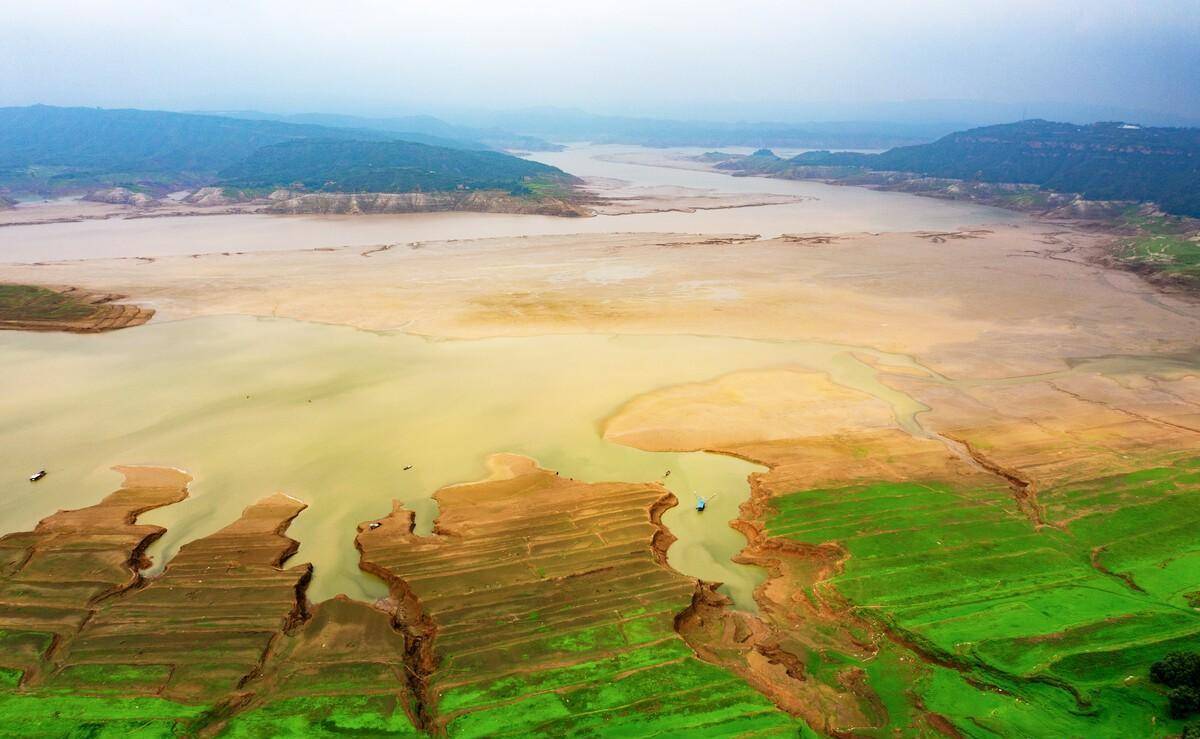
(1152, 652, 1200, 689)
(1172, 687, 1200, 720)
(1151, 651, 1200, 722)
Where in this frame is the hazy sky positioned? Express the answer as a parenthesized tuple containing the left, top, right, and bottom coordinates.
(3, 0, 1198, 121)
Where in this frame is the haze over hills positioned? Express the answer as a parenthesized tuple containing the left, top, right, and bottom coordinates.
(527, 99, 1200, 130)
(204, 99, 1200, 154)
(416, 98, 1200, 150)
(201, 110, 562, 153)
(434, 108, 954, 149)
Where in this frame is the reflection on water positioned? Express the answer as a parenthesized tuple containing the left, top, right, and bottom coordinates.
(0, 317, 939, 609)
(0, 144, 1023, 264)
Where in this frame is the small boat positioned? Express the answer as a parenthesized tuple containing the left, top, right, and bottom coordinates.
(29, 470, 46, 482)
(695, 496, 706, 512)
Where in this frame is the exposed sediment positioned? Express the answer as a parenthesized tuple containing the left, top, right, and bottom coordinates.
(602, 351, 1200, 734)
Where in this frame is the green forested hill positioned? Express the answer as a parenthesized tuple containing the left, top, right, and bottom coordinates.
(765, 120, 1200, 217)
(217, 139, 575, 194)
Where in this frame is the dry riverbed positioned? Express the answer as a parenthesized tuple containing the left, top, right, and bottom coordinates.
(2, 147, 1200, 734)
(2, 224, 1194, 375)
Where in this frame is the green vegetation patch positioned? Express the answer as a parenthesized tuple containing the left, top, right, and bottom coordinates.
(52, 663, 173, 693)
(445, 656, 795, 738)
(0, 629, 54, 667)
(0, 285, 97, 323)
(1117, 233, 1200, 286)
(0, 693, 206, 737)
(0, 669, 20, 690)
(765, 457, 1200, 736)
(222, 695, 422, 738)
(438, 588, 798, 737)
(440, 640, 693, 713)
(521, 178, 576, 200)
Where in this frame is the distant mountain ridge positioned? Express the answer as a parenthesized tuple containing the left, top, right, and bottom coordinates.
(722, 120, 1200, 217)
(0, 105, 569, 202)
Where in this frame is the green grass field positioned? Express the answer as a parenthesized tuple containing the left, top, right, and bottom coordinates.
(432, 611, 801, 738)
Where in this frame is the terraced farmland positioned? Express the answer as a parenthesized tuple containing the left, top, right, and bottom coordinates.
(1, 434, 1198, 735)
(0, 459, 813, 736)
(355, 453, 801, 737)
(759, 456, 1200, 736)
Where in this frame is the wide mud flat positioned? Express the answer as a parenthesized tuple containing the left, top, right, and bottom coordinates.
(4, 224, 1194, 372)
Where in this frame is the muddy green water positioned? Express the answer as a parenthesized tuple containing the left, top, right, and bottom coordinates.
(0, 316, 937, 609)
